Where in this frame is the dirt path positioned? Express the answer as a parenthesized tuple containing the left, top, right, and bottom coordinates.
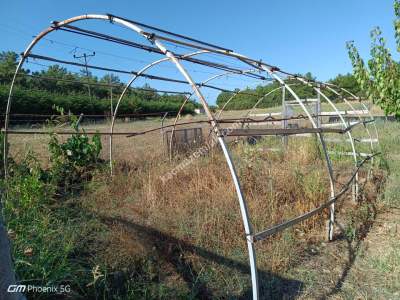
(289, 206, 400, 299)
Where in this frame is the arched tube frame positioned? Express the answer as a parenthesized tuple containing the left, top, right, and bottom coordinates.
(3, 14, 379, 300)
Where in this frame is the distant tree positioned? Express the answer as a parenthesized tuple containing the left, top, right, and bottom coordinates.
(0, 50, 197, 115)
(215, 72, 318, 110)
(100, 73, 120, 85)
(0, 51, 18, 73)
(0, 51, 28, 85)
(304, 72, 315, 81)
(328, 73, 363, 98)
(347, 0, 400, 118)
(134, 83, 157, 101)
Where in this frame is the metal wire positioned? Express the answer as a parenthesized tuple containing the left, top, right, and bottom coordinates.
(13, 73, 191, 95)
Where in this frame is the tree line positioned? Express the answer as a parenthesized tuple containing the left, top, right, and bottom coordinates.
(0, 51, 197, 116)
(1, 51, 365, 116)
(216, 72, 364, 110)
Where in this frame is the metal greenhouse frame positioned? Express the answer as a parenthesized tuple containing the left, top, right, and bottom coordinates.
(3, 14, 379, 300)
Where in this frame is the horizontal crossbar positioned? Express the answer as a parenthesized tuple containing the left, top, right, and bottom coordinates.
(251, 153, 379, 243)
(219, 120, 374, 135)
(1, 129, 130, 136)
(223, 127, 344, 136)
(285, 99, 318, 105)
(320, 110, 370, 116)
(325, 138, 379, 144)
(328, 151, 373, 157)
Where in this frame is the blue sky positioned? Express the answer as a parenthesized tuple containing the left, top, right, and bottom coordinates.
(0, 0, 397, 103)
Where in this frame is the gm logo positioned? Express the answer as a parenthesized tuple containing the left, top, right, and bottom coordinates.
(7, 285, 26, 293)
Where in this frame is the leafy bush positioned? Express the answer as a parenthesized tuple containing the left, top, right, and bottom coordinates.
(2, 154, 112, 299)
(49, 132, 102, 167)
(347, 0, 400, 118)
(48, 112, 103, 195)
(0, 126, 112, 299)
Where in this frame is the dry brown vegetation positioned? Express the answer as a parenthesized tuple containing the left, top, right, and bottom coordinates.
(6, 113, 385, 299)
(58, 127, 379, 298)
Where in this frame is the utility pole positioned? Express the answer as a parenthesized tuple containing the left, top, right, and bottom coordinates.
(109, 75, 113, 118)
(73, 51, 95, 99)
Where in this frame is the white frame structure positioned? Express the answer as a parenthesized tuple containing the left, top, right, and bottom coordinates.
(3, 14, 379, 300)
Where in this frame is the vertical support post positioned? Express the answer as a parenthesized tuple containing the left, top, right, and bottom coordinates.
(76, 113, 84, 130)
(314, 85, 335, 239)
(329, 203, 335, 240)
(161, 112, 168, 154)
(281, 85, 288, 148)
(109, 77, 113, 118)
(267, 72, 336, 242)
(316, 133, 335, 241)
(352, 172, 359, 203)
(316, 84, 321, 128)
(318, 132, 335, 241)
(314, 132, 336, 241)
(109, 133, 113, 175)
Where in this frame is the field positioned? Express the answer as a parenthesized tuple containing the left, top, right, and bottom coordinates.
(3, 104, 398, 299)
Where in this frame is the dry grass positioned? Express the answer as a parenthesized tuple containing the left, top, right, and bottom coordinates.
(7, 112, 384, 298)
(76, 130, 373, 297)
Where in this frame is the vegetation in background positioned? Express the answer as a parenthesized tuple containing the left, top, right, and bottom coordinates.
(0, 115, 114, 299)
(284, 121, 400, 299)
(0, 51, 198, 116)
(0, 110, 392, 299)
(216, 72, 363, 110)
(48, 108, 104, 196)
(347, 0, 400, 118)
(0, 51, 365, 115)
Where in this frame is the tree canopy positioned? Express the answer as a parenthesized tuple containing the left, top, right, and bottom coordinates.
(347, 0, 400, 118)
(0, 51, 365, 115)
(216, 72, 362, 110)
(0, 51, 198, 116)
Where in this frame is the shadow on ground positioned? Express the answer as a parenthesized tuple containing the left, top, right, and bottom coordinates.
(323, 182, 378, 299)
(100, 215, 303, 299)
(318, 215, 376, 300)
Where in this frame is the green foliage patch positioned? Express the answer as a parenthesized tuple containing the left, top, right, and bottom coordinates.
(347, 0, 400, 118)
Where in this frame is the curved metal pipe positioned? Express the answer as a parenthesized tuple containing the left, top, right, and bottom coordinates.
(214, 71, 263, 120)
(108, 50, 208, 174)
(296, 78, 359, 204)
(151, 38, 260, 300)
(168, 69, 261, 160)
(4, 14, 145, 177)
(6, 16, 260, 298)
(263, 69, 337, 241)
(243, 83, 300, 118)
(330, 85, 380, 148)
(323, 85, 375, 153)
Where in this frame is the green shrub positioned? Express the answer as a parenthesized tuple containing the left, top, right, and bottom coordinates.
(3, 156, 77, 296)
(1, 130, 111, 298)
(50, 132, 102, 194)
